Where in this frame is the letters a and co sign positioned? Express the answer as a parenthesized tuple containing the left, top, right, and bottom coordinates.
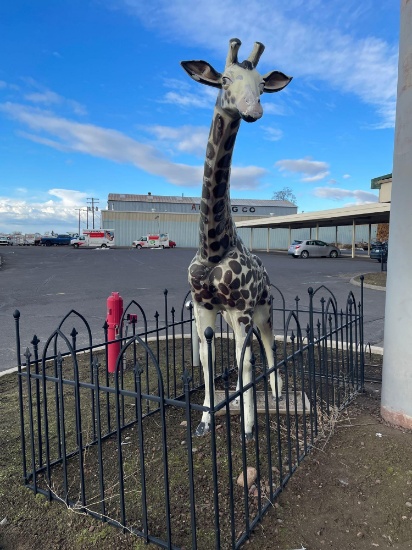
(191, 204, 256, 213)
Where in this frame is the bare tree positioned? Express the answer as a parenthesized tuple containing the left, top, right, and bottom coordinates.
(272, 186, 297, 205)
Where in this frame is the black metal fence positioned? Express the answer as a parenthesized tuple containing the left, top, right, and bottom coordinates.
(15, 281, 365, 549)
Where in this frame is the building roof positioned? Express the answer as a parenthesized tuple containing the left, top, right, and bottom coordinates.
(108, 193, 295, 208)
(235, 202, 390, 229)
(371, 173, 392, 189)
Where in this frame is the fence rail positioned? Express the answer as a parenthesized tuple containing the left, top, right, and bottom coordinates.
(15, 281, 365, 549)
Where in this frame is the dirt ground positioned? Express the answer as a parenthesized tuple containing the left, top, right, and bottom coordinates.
(250, 382, 412, 550)
(1, 301, 412, 550)
(1, 374, 412, 550)
(355, 272, 387, 288)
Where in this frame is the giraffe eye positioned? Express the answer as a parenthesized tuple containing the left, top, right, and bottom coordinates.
(259, 82, 265, 94)
(222, 76, 232, 88)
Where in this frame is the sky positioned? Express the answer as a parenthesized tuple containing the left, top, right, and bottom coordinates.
(0, 0, 400, 235)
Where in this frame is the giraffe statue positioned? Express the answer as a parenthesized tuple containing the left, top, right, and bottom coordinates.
(181, 38, 292, 439)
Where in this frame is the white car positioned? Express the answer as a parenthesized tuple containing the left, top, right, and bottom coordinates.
(288, 239, 340, 259)
(0, 237, 12, 246)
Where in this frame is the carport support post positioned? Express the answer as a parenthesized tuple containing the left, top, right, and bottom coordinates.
(381, 0, 412, 431)
(368, 224, 372, 254)
(288, 225, 291, 246)
(351, 220, 356, 259)
(250, 228, 254, 251)
(267, 227, 270, 252)
(335, 226, 338, 247)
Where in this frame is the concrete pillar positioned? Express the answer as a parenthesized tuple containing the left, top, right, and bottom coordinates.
(381, 0, 412, 430)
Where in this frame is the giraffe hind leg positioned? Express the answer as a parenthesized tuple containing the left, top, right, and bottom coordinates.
(226, 311, 255, 440)
(253, 303, 283, 401)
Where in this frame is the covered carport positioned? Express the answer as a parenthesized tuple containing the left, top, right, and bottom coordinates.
(236, 202, 390, 258)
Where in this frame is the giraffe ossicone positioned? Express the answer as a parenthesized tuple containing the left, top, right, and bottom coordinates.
(181, 38, 292, 439)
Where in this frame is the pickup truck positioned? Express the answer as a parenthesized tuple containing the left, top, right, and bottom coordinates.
(40, 234, 72, 246)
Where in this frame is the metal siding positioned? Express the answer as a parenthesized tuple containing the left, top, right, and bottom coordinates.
(102, 211, 199, 247)
(102, 209, 376, 249)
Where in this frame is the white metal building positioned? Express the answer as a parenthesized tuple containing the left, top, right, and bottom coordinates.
(101, 193, 298, 248)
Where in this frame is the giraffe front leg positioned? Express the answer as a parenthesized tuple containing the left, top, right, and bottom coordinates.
(192, 303, 218, 436)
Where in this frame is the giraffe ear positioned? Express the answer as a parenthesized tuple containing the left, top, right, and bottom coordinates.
(262, 71, 292, 93)
(180, 60, 222, 89)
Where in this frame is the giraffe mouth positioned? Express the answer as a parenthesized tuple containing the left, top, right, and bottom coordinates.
(240, 113, 260, 123)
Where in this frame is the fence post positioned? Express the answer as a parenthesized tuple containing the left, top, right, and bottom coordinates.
(14, 310, 28, 482)
(185, 300, 200, 367)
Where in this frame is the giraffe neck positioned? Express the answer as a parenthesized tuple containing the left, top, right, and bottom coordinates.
(198, 106, 241, 265)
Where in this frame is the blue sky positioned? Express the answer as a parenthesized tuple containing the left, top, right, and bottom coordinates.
(0, 0, 399, 234)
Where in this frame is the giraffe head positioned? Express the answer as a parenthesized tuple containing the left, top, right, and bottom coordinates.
(181, 38, 292, 122)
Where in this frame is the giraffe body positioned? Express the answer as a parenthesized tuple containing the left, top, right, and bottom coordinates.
(181, 39, 292, 438)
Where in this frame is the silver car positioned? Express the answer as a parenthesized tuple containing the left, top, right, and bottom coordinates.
(288, 239, 340, 259)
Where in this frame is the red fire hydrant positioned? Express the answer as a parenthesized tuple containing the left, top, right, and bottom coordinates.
(106, 292, 123, 373)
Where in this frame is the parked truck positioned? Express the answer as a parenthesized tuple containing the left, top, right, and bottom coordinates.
(71, 229, 115, 249)
(132, 233, 172, 249)
(24, 233, 38, 245)
(40, 234, 72, 246)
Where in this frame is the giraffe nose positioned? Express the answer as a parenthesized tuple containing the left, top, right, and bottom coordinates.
(240, 102, 263, 122)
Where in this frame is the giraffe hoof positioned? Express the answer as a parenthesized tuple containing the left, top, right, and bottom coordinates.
(273, 394, 283, 403)
(245, 431, 254, 442)
(195, 422, 210, 437)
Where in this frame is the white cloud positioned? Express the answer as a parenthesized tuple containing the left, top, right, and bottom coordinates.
(262, 102, 288, 116)
(113, 0, 398, 127)
(313, 186, 378, 204)
(24, 90, 62, 105)
(48, 188, 88, 207)
(161, 90, 215, 110)
(146, 124, 209, 156)
(276, 157, 330, 181)
(0, 80, 19, 91)
(343, 174, 351, 179)
(0, 188, 90, 233)
(22, 80, 87, 115)
(230, 166, 267, 190)
(262, 127, 283, 141)
(0, 102, 266, 190)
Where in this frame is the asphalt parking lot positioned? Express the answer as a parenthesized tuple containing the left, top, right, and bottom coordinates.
(0, 246, 386, 372)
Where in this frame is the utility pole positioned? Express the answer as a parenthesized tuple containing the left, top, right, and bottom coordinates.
(381, 0, 412, 430)
(87, 198, 99, 229)
(75, 208, 86, 235)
